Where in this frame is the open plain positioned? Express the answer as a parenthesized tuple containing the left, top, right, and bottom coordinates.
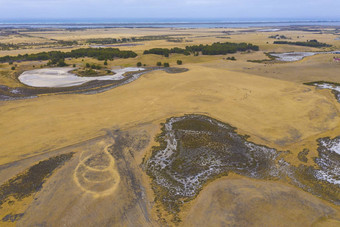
(0, 26, 340, 226)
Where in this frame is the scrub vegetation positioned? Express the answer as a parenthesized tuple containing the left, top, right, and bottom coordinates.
(145, 115, 340, 223)
(0, 153, 74, 207)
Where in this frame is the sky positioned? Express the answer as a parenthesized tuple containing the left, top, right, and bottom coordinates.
(0, 0, 339, 21)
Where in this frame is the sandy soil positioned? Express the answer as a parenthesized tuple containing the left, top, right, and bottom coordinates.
(182, 175, 340, 227)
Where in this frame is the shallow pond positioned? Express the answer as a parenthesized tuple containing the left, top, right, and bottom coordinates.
(270, 51, 339, 62)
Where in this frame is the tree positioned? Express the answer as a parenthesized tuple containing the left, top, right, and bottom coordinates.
(177, 60, 182, 65)
(11, 66, 15, 70)
(104, 60, 108, 65)
(157, 62, 162, 66)
(57, 59, 67, 67)
(137, 62, 142, 67)
(73, 64, 76, 67)
(164, 62, 170, 67)
(86, 63, 90, 68)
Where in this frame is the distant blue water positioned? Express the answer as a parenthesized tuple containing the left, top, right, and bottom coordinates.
(0, 18, 340, 28)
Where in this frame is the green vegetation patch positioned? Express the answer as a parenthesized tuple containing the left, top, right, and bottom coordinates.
(144, 42, 259, 57)
(247, 52, 277, 63)
(0, 153, 74, 207)
(2, 213, 24, 223)
(273, 40, 332, 48)
(72, 68, 112, 77)
(298, 149, 309, 163)
(0, 48, 137, 63)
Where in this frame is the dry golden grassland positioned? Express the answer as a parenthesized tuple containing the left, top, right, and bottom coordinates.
(0, 27, 339, 226)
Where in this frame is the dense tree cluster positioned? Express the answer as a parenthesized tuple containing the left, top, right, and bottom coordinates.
(47, 58, 68, 67)
(143, 42, 259, 57)
(273, 40, 331, 47)
(143, 47, 191, 57)
(186, 42, 259, 55)
(0, 48, 137, 63)
(56, 40, 78, 46)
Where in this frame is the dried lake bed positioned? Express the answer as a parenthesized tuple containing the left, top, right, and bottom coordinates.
(18, 67, 144, 87)
(0, 67, 188, 101)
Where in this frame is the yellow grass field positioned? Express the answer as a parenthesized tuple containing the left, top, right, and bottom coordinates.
(0, 27, 339, 226)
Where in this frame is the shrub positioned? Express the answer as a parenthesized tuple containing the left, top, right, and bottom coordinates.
(164, 62, 170, 67)
(177, 60, 183, 65)
(11, 66, 15, 70)
(157, 62, 162, 66)
(137, 62, 142, 67)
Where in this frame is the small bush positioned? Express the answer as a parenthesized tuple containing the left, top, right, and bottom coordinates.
(164, 62, 170, 67)
(157, 62, 162, 66)
(137, 62, 142, 67)
(11, 66, 15, 70)
(177, 60, 183, 65)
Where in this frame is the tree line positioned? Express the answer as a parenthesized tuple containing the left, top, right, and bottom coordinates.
(143, 42, 259, 57)
(0, 48, 137, 63)
(273, 40, 331, 48)
(143, 47, 191, 57)
(86, 35, 183, 44)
